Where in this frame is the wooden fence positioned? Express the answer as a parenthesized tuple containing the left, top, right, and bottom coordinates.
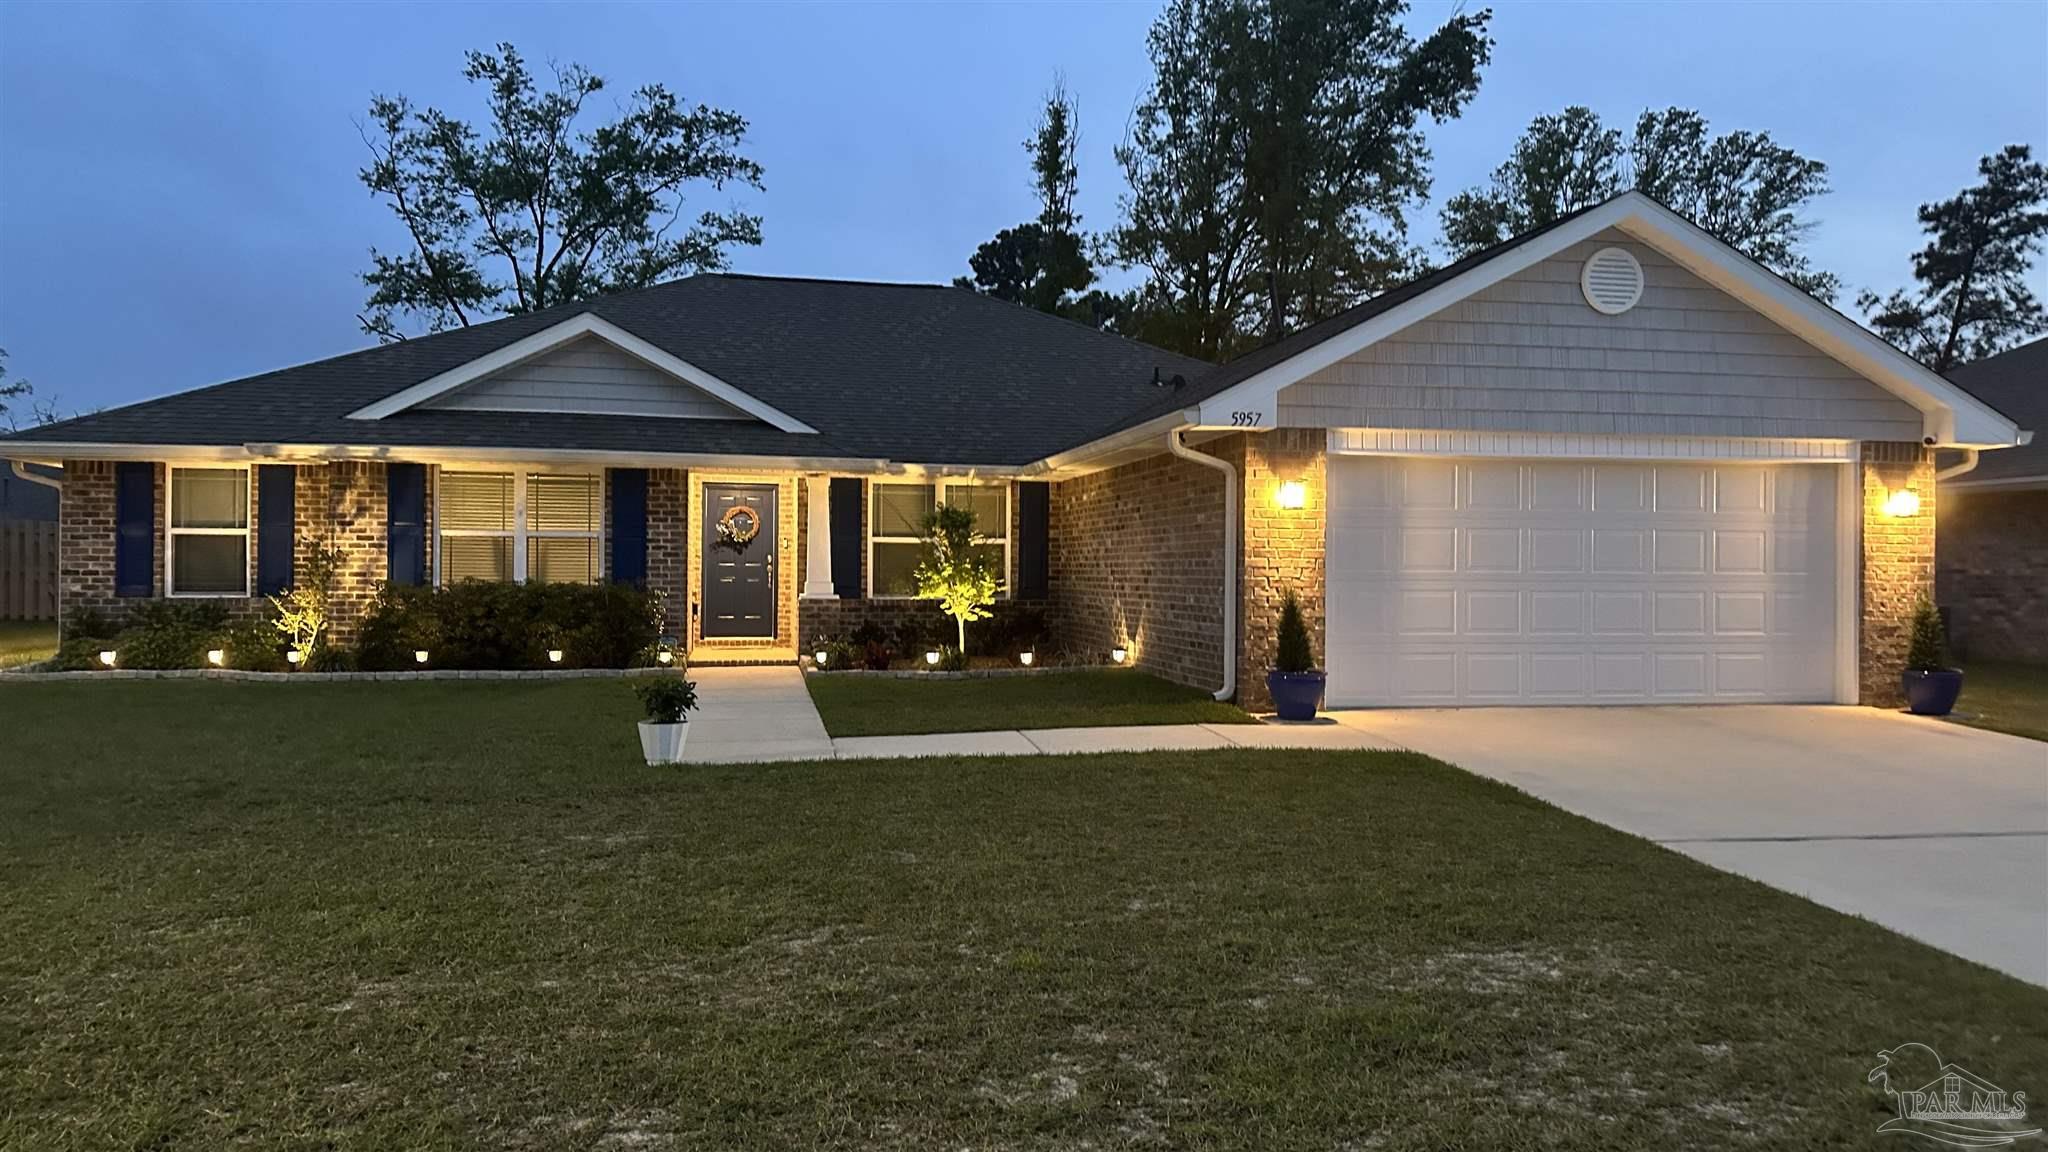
(1, 521, 58, 620)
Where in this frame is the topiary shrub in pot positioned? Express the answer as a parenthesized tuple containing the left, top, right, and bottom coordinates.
(634, 676, 699, 765)
(1901, 595, 1964, 716)
(1265, 589, 1326, 722)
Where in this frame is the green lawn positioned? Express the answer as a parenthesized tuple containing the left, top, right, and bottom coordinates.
(1954, 661, 2048, 742)
(805, 667, 1255, 736)
(3, 680, 2043, 1150)
(0, 618, 57, 669)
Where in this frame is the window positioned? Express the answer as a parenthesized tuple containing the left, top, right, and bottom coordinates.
(868, 480, 1008, 597)
(167, 467, 250, 596)
(437, 470, 602, 585)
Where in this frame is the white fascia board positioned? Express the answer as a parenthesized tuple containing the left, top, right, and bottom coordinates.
(343, 312, 818, 434)
(1191, 191, 2025, 450)
(1021, 406, 1201, 477)
(1941, 474, 2048, 492)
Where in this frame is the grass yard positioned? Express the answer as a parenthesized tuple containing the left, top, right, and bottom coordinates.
(3, 681, 2044, 1150)
(0, 618, 58, 669)
(804, 667, 1254, 736)
(1955, 661, 2048, 743)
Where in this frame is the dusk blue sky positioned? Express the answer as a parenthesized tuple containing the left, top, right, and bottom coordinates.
(2, 1, 2044, 417)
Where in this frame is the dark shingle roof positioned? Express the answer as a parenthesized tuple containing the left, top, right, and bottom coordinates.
(1946, 338, 2048, 483)
(2, 274, 1212, 467)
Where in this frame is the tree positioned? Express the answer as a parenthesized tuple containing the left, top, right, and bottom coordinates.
(1112, 0, 1490, 359)
(1441, 107, 1839, 300)
(912, 504, 999, 657)
(0, 349, 28, 431)
(357, 43, 764, 341)
(270, 542, 346, 667)
(1859, 145, 2048, 372)
(956, 78, 1098, 319)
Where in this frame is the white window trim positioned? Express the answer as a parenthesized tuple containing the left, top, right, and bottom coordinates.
(866, 479, 1009, 599)
(165, 463, 252, 598)
(433, 465, 606, 586)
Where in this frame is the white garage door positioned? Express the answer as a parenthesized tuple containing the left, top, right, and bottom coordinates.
(1324, 457, 1840, 706)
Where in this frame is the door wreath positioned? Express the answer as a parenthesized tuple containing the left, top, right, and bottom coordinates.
(717, 505, 761, 546)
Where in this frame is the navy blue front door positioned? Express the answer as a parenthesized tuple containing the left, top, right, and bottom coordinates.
(701, 484, 777, 638)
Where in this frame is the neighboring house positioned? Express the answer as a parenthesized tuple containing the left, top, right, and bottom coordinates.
(0, 461, 59, 521)
(1939, 338, 2047, 664)
(0, 191, 2027, 707)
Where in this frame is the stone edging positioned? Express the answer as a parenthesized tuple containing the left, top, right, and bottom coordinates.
(0, 666, 683, 683)
(805, 665, 1105, 680)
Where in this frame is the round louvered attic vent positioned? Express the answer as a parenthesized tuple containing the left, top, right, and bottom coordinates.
(1580, 246, 1645, 315)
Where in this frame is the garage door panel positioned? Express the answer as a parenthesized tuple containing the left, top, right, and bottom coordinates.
(1326, 456, 1838, 706)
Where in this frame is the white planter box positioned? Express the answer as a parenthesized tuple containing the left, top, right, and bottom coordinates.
(638, 720, 691, 765)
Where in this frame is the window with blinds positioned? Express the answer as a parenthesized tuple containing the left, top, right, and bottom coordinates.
(168, 466, 250, 596)
(436, 470, 602, 585)
(867, 480, 1008, 598)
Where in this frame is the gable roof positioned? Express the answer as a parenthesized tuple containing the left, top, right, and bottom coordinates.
(1944, 338, 2048, 486)
(2, 274, 1211, 469)
(1171, 190, 2026, 449)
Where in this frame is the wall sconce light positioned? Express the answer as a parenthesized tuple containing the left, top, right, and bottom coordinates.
(1276, 480, 1308, 509)
(925, 649, 941, 666)
(1019, 651, 1035, 666)
(98, 650, 116, 668)
(547, 649, 564, 664)
(413, 650, 430, 665)
(206, 649, 225, 667)
(1111, 646, 1128, 664)
(813, 648, 829, 667)
(1883, 489, 1921, 518)
(286, 650, 304, 666)
(656, 650, 674, 666)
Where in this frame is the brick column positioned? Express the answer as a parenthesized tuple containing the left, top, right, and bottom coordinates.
(1233, 430, 1327, 711)
(323, 461, 388, 645)
(1859, 442, 1936, 707)
(646, 468, 687, 640)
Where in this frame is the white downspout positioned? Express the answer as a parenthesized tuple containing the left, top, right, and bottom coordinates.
(9, 460, 62, 491)
(1167, 426, 1237, 702)
(1934, 449, 1981, 482)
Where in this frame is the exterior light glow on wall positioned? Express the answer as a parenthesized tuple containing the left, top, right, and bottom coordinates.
(414, 650, 430, 665)
(1019, 651, 1034, 666)
(547, 649, 564, 664)
(1276, 480, 1308, 509)
(98, 650, 116, 668)
(206, 649, 225, 667)
(1111, 646, 1128, 664)
(925, 649, 941, 666)
(1884, 489, 1921, 518)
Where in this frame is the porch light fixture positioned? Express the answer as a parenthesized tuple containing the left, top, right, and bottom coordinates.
(1276, 480, 1308, 510)
(414, 649, 430, 665)
(1111, 646, 1127, 664)
(97, 650, 116, 668)
(1883, 489, 1921, 518)
(206, 649, 225, 667)
(286, 651, 304, 666)
(1019, 651, 1034, 667)
(925, 649, 941, 666)
(547, 649, 564, 664)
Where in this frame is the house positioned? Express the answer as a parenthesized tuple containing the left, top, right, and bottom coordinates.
(0, 461, 59, 521)
(1937, 337, 2047, 664)
(0, 191, 2028, 707)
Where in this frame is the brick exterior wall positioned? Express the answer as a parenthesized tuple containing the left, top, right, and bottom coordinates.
(647, 468, 688, 640)
(1230, 429, 1328, 711)
(58, 459, 135, 617)
(1938, 487, 2048, 665)
(322, 462, 389, 645)
(1859, 442, 1937, 707)
(1048, 449, 1227, 691)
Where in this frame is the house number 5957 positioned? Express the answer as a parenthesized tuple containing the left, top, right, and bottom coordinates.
(1229, 410, 1263, 426)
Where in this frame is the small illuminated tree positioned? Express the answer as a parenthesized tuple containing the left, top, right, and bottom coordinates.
(913, 504, 999, 657)
(271, 542, 346, 665)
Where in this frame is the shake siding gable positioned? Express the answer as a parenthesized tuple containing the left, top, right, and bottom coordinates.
(1278, 228, 1924, 441)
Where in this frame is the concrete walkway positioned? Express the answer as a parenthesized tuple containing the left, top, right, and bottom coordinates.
(681, 666, 1400, 763)
(1330, 705, 2048, 987)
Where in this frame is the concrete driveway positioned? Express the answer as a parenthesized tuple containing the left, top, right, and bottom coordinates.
(1332, 706, 2048, 986)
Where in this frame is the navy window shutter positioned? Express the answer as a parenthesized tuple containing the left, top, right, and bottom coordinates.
(386, 463, 426, 586)
(829, 477, 863, 598)
(114, 462, 153, 598)
(1016, 481, 1049, 600)
(256, 465, 295, 595)
(609, 468, 648, 584)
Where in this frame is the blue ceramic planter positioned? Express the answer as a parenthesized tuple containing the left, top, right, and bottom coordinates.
(1266, 670, 1326, 721)
(1902, 668, 1964, 716)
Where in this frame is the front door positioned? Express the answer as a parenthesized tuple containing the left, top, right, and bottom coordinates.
(701, 483, 778, 639)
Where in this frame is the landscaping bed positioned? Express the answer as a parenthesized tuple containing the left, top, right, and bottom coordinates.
(3, 680, 2043, 1149)
(804, 666, 1254, 736)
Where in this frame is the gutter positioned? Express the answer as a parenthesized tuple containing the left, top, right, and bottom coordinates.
(1934, 448, 1981, 483)
(8, 460, 61, 491)
(1166, 425, 1237, 703)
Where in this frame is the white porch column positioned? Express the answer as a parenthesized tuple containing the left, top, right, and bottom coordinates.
(802, 473, 836, 599)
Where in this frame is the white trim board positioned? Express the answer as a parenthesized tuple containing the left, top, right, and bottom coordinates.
(344, 313, 818, 434)
(1327, 429, 1857, 462)
(1194, 191, 2023, 450)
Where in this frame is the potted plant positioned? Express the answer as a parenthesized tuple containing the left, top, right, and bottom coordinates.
(1266, 589, 1326, 722)
(634, 677, 699, 764)
(1901, 595, 1964, 716)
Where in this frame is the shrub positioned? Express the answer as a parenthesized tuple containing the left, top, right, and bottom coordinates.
(49, 636, 108, 671)
(635, 677, 699, 723)
(936, 645, 969, 672)
(1905, 595, 1951, 672)
(1274, 589, 1316, 674)
(357, 581, 662, 670)
(808, 633, 862, 671)
(118, 623, 216, 670)
(851, 621, 894, 670)
(306, 642, 355, 673)
(271, 542, 344, 666)
(222, 615, 289, 672)
(64, 607, 116, 641)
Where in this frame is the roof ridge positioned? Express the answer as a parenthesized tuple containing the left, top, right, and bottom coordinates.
(707, 271, 956, 290)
